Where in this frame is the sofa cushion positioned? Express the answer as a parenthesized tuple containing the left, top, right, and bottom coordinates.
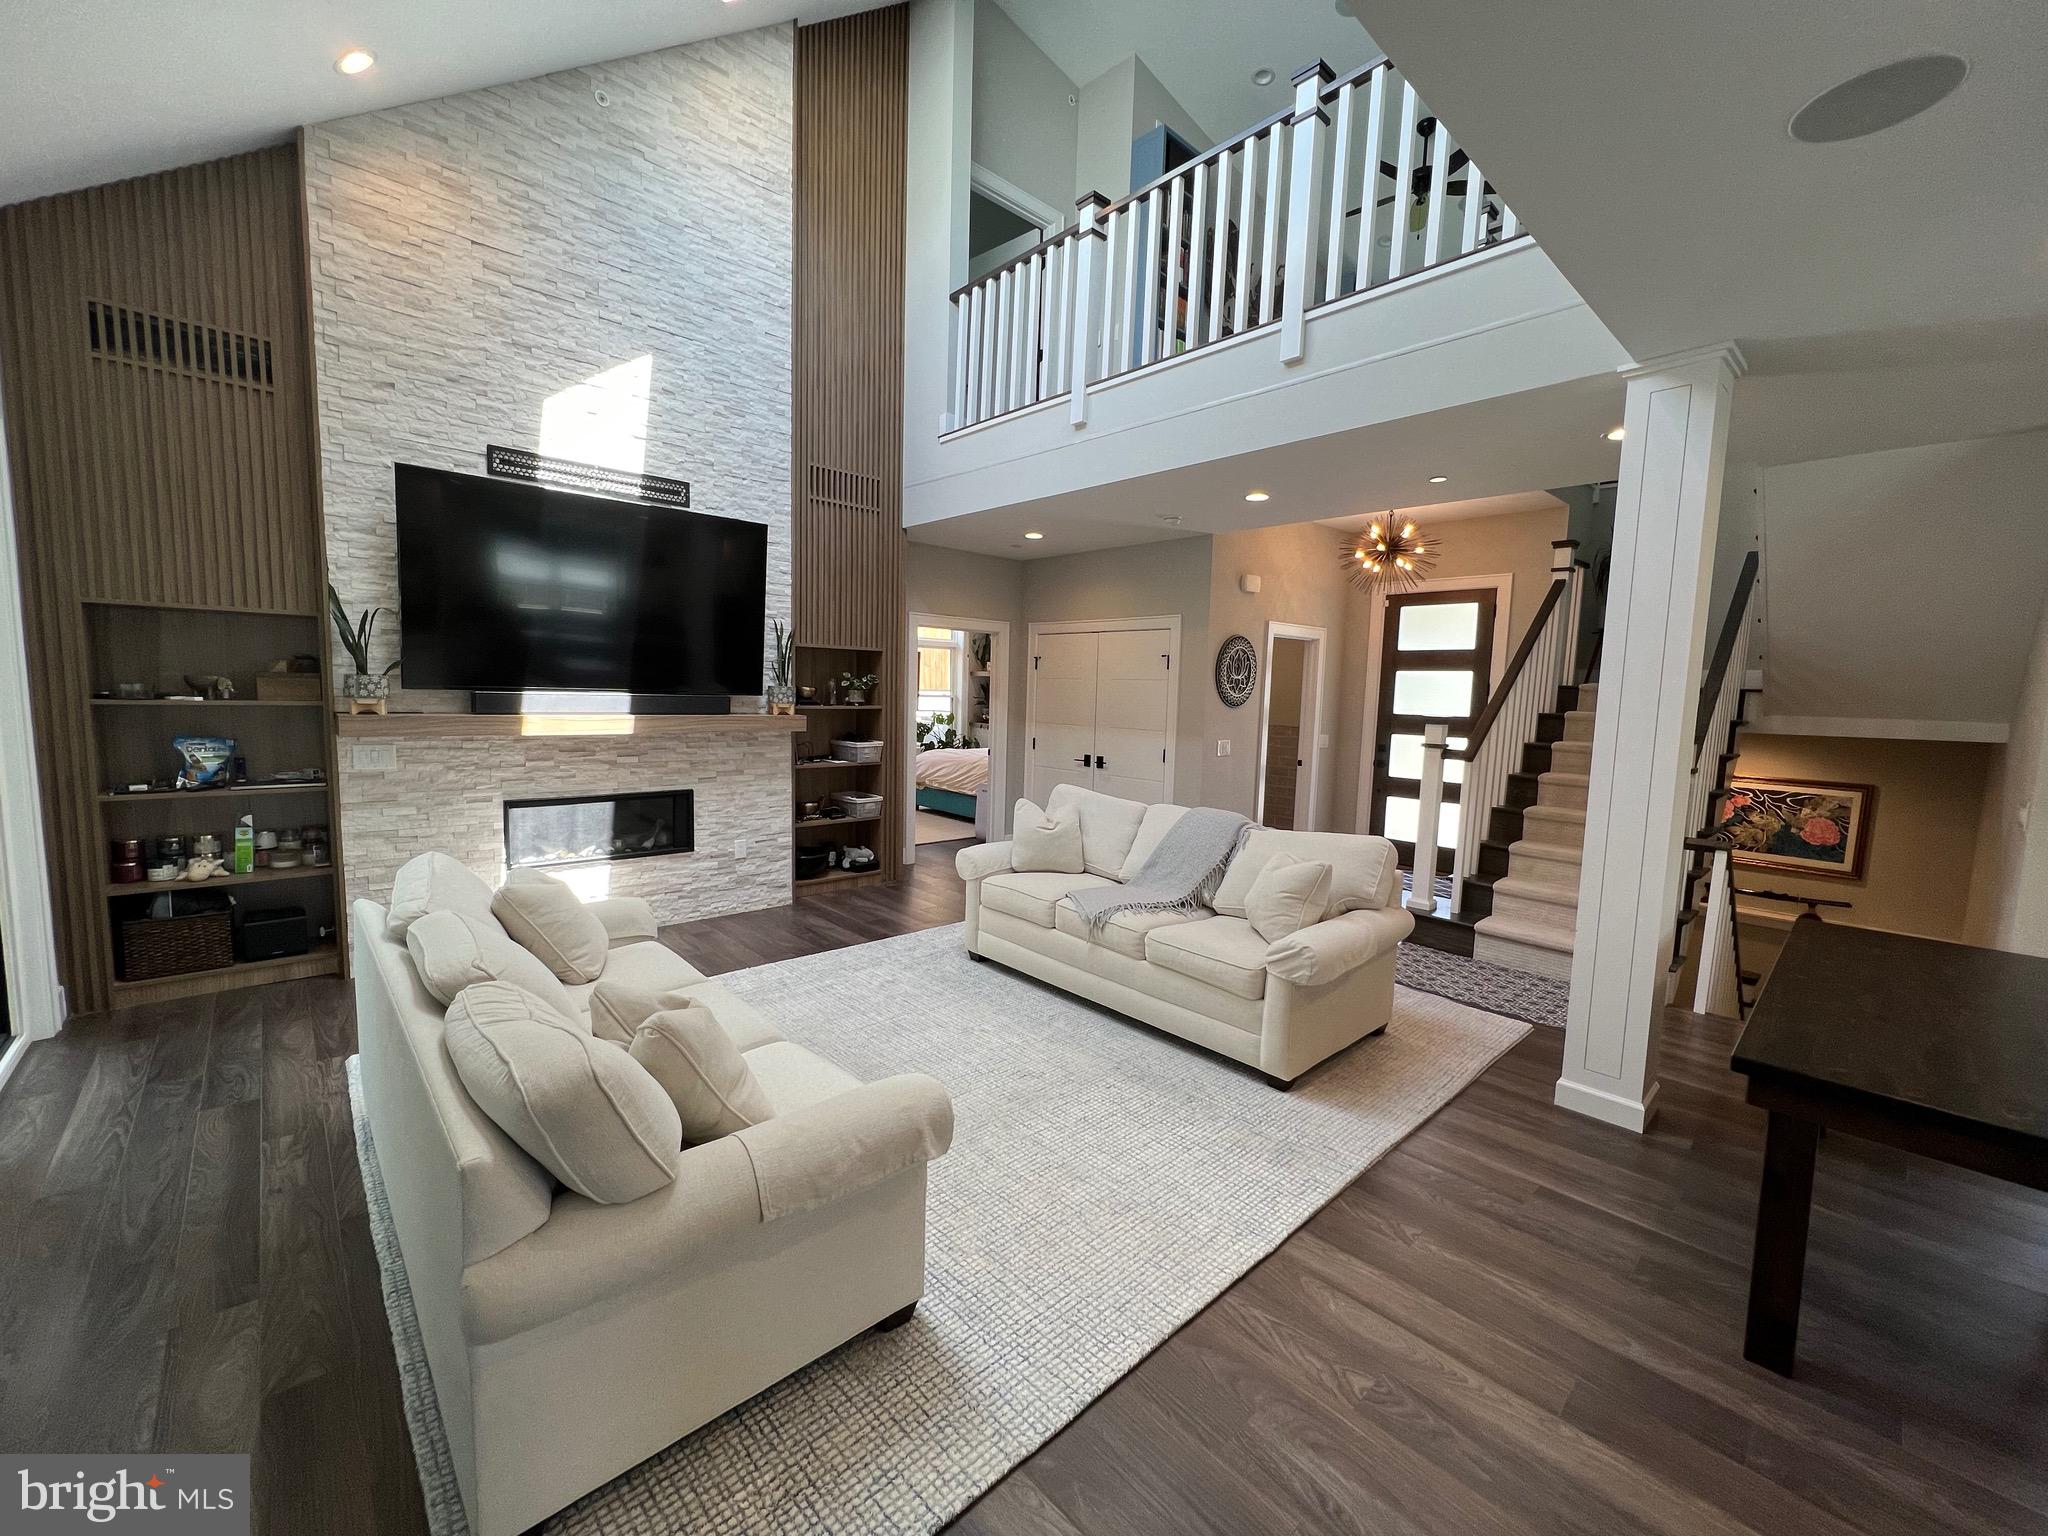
(1118, 803, 1192, 880)
(443, 981, 682, 1204)
(743, 1039, 862, 1115)
(492, 869, 611, 985)
(1047, 784, 1148, 878)
(1053, 900, 1203, 961)
(629, 1004, 774, 1143)
(405, 909, 580, 1019)
(565, 939, 708, 1030)
(980, 870, 1115, 928)
(671, 981, 785, 1053)
(1011, 799, 1084, 874)
(1244, 855, 1334, 943)
(385, 851, 498, 940)
(1144, 914, 1270, 1000)
(1213, 829, 1400, 918)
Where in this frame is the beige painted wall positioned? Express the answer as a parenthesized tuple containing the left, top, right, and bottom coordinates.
(1965, 595, 2048, 954)
(1729, 733, 1993, 943)
(1208, 521, 1351, 825)
(1336, 504, 1569, 836)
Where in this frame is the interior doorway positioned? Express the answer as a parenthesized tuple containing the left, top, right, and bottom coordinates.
(1369, 587, 1498, 871)
(1023, 617, 1180, 808)
(904, 612, 1009, 862)
(1256, 623, 1326, 830)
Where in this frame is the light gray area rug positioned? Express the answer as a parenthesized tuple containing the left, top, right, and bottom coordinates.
(350, 923, 1529, 1535)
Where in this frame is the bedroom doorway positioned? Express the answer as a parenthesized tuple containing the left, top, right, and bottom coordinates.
(904, 612, 1009, 862)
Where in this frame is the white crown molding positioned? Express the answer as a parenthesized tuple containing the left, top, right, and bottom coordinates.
(1746, 713, 2009, 744)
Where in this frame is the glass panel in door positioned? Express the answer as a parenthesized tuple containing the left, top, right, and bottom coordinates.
(1371, 588, 1496, 875)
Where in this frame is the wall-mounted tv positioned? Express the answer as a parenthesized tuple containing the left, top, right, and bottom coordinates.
(394, 463, 767, 697)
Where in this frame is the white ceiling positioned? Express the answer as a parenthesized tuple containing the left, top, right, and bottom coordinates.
(993, 0, 1378, 145)
(1354, 0, 2048, 362)
(909, 375, 1621, 558)
(0, 0, 886, 206)
(1319, 490, 1564, 535)
(1759, 430, 2048, 730)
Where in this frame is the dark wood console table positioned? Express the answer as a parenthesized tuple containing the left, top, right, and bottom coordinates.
(1731, 920, 2048, 1375)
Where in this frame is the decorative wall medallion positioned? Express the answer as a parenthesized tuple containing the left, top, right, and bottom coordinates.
(1215, 634, 1258, 707)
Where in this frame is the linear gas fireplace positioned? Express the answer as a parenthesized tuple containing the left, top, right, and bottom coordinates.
(504, 790, 694, 870)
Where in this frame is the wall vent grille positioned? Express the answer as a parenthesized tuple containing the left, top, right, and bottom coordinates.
(85, 299, 274, 390)
(485, 445, 692, 507)
(807, 465, 884, 514)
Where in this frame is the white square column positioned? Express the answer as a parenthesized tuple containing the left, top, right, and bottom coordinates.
(1557, 344, 1743, 1133)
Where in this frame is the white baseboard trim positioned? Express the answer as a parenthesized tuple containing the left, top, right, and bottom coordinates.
(1553, 1073, 1660, 1134)
(0, 1034, 28, 1099)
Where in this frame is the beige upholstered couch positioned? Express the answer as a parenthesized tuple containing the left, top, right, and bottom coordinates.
(958, 787, 1413, 1084)
(353, 858, 951, 1536)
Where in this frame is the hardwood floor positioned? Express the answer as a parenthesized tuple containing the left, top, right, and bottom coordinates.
(1, 840, 2042, 1536)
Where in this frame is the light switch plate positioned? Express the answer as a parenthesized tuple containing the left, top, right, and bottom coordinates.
(352, 743, 398, 773)
(1216, 739, 1231, 757)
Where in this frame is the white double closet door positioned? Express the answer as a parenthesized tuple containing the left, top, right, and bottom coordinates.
(1027, 627, 1173, 806)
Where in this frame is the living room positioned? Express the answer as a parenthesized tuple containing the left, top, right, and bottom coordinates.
(2, 4, 2046, 1536)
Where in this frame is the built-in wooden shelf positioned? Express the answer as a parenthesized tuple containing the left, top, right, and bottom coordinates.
(794, 759, 878, 771)
(793, 866, 884, 898)
(109, 940, 340, 1004)
(104, 864, 331, 898)
(92, 696, 325, 708)
(800, 702, 883, 710)
(100, 783, 328, 803)
(337, 712, 808, 740)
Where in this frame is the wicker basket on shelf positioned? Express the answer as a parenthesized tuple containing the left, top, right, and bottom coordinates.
(120, 909, 235, 980)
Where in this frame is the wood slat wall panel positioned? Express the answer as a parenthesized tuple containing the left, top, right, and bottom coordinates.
(0, 145, 331, 1013)
(793, 9, 909, 882)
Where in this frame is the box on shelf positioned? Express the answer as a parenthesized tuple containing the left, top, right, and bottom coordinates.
(831, 790, 883, 821)
(254, 670, 323, 702)
(830, 738, 883, 764)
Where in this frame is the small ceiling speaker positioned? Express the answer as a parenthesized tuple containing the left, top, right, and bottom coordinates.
(1789, 54, 1967, 143)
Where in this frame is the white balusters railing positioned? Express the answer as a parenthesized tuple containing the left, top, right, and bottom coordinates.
(1409, 544, 1582, 918)
(1681, 551, 1762, 1014)
(944, 55, 1526, 434)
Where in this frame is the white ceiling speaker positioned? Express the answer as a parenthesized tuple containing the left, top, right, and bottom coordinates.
(1789, 54, 1967, 143)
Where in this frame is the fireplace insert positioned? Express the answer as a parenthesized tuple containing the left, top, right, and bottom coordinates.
(503, 790, 694, 870)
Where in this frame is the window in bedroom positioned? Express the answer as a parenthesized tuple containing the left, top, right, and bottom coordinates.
(917, 626, 962, 723)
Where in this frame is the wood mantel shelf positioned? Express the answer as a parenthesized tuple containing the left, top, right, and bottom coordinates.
(336, 712, 807, 740)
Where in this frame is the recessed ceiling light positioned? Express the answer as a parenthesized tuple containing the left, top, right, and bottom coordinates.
(1427, 475, 1448, 484)
(335, 47, 376, 76)
(1790, 54, 1967, 144)
(1243, 490, 1270, 503)
(1252, 68, 1276, 87)
(1604, 426, 1625, 442)
(1023, 531, 1045, 540)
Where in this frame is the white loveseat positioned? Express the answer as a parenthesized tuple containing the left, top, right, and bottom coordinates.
(353, 856, 951, 1536)
(958, 787, 1414, 1084)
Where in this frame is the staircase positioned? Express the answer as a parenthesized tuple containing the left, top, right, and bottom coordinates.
(1465, 681, 1596, 979)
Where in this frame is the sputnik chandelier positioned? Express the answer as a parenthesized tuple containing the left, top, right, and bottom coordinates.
(1340, 514, 1441, 593)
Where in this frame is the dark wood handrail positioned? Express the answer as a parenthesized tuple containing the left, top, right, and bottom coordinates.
(1446, 574, 1568, 763)
(948, 55, 1395, 305)
(1693, 550, 1760, 754)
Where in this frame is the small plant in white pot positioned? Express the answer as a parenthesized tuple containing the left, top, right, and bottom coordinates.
(767, 620, 797, 715)
(839, 670, 878, 706)
(329, 583, 400, 714)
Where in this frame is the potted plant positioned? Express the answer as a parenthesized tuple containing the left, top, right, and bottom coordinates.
(329, 582, 400, 714)
(914, 712, 979, 751)
(767, 620, 797, 715)
(839, 670, 878, 706)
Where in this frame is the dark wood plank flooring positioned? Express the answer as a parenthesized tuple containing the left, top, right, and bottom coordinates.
(1, 838, 2041, 1535)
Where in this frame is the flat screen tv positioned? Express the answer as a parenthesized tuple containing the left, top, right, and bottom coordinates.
(394, 463, 767, 697)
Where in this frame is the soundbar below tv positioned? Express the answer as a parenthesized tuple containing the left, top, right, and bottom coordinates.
(394, 462, 767, 707)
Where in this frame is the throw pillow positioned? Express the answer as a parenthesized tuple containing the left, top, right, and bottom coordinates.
(1011, 798, 1085, 874)
(444, 981, 682, 1203)
(385, 851, 499, 940)
(492, 868, 610, 984)
(405, 908, 581, 1020)
(629, 1004, 775, 1143)
(1244, 854, 1335, 943)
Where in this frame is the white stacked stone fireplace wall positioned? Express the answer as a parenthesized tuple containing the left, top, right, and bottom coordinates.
(303, 28, 797, 920)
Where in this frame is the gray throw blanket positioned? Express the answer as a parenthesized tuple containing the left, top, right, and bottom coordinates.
(1063, 807, 1250, 935)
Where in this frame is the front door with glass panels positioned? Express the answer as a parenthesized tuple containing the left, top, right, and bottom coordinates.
(1372, 588, 1496, 873)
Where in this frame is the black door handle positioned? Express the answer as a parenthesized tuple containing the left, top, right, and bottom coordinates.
(1094, 755, 1106, 769)
(1074, 756, 1090, 766)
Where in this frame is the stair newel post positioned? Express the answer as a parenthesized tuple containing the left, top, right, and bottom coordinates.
(1280, 60, 1334, 366)
(1553, 540, 1583, 690)
(1408, 722, 1448, 916)
(1068, 191, 1110, 428)
(1693, 847, 1737, 1016)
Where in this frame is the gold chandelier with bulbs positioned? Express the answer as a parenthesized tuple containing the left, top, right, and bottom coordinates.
(1339, 514, 1442, 593)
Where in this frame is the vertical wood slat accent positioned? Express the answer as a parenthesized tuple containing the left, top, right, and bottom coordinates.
(0, 145, 330, 1014)
(792, 7, 909, 884)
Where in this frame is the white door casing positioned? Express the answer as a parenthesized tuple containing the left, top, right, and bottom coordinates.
(1025, 616, 1180, 808)
(1255, 621, 1327, 831)
(903, 611, 1011, 864)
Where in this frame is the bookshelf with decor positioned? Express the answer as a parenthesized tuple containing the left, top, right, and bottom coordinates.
(790, 643, 891, 896)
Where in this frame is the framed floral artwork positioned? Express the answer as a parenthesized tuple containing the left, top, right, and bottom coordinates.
(1716, 777, 1875, 880)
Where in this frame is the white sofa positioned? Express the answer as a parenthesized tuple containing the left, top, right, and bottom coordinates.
(353, 859, 952, 1536)
(958, 787, 1414, 1084)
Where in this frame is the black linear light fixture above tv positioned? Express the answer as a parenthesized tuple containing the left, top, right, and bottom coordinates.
(393, 461, 766, 713)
